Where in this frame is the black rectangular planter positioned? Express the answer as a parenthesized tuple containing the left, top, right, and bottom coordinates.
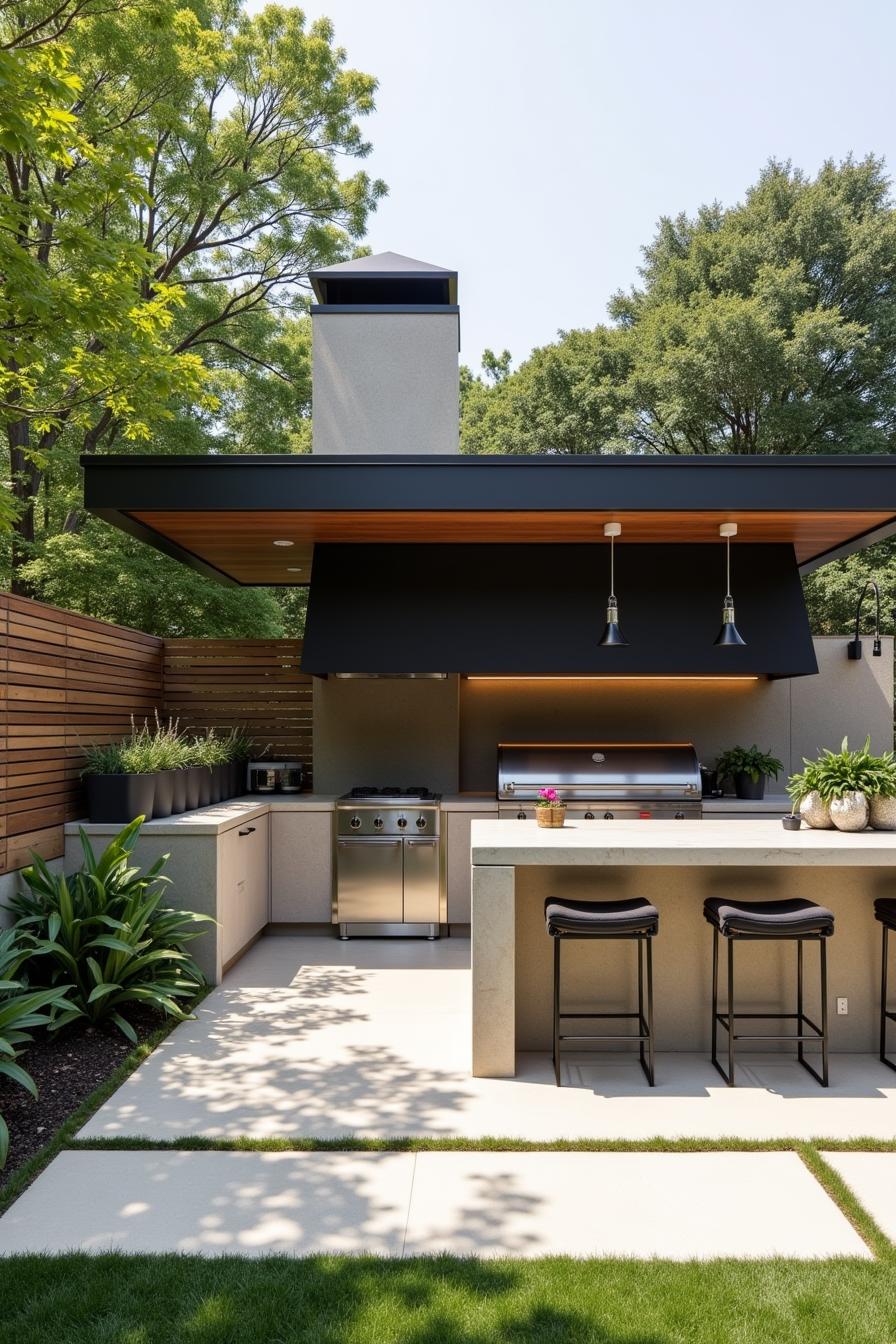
(86, 773, 156, 824)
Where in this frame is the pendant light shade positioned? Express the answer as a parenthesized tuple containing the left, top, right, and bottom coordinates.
(599, 522, 628, 647)
(714, 522, 746, 647)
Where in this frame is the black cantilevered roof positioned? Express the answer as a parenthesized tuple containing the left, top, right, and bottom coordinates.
(81, 452, 896, 589)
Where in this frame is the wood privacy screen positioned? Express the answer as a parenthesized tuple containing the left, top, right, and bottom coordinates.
(0, 595, 312, 876)
(162, 639, 312, 780)
(0, 593, 164, 874)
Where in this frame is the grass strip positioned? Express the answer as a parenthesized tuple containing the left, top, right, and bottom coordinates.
(797, 1142, 895, 1261)
(66, 1133, 896, 1154)
(1, 1254, 894, 1344)
(0, 988, 211, 1218)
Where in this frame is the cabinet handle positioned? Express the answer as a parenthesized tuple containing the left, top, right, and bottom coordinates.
(238, 826, 256, 837)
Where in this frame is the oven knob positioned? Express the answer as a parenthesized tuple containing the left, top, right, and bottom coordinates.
(415, 815, 427, 830)
(349, 815, 362, 830)
(397, 816, 407, 829)
(373, 815, 384, 830)
(516, 810, 526, 820)
(603, 811, 614, 820)
(675, 811, 685, 820)
(584, 811, 595, 820)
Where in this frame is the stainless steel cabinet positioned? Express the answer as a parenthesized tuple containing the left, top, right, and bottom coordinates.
(270, 811, 334, 922)
(445, 810, 497, 923)
(335, 836, 403, 923)
(403, 836, 441, 923)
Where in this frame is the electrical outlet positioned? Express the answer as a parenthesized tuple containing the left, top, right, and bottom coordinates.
(836, 997, 848, 1016)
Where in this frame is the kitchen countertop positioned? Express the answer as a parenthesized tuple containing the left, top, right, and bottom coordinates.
(65, 794, 338, 838)
(470, 816, 896, 866)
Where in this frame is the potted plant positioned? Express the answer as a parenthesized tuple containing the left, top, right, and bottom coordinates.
(82, 739, 156, 823)
(535, 786, 566, 828)
(715, 745, 784, 801)
(187, 731, 231, 805)
(789, 737, 896, 833)
(223, 727, 256, 798)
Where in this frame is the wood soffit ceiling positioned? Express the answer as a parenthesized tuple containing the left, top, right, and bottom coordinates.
(128, 509, 895, 584)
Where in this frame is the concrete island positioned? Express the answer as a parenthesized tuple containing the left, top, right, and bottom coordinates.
(469, 818, 896, 1077)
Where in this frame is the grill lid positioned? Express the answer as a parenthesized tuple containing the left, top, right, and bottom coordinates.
(496, 743, 701, 801)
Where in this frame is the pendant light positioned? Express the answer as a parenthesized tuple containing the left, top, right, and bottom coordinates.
(598, 522, 628, 646)
(714, 523, 746, 646)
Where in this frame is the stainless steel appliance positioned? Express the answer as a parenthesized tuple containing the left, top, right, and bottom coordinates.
(496, 743, 702, 820)
(334, 788, 444, 938)
(248, 761, 304, 794)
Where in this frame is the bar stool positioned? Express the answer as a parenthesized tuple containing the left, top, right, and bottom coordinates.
(703, 897, 834, 1087)
(544, 896, 659, 1087)
(874, 898, 896, 1072)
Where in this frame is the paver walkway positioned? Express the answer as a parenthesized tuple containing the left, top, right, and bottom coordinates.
(0, 1150, 870, 1258)
(80, 935, 896, 1141)
(2, 935, 895, 1258)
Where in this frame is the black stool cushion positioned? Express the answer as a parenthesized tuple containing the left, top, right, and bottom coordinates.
(874, 898, 896, 931)
(545, 897, 659, 937)
(703, 896, 834, 938)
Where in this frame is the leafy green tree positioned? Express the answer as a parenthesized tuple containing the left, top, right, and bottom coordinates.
(802, 541, 896, 636)
(2, 0, 384, 605)
(462, 157, 896, 457)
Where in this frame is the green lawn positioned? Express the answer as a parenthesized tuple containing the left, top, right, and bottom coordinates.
(2, 1254, 895, 1344)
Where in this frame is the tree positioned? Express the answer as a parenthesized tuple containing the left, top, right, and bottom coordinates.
(1, 0, 385, 598)
(462, 157, 896, 457)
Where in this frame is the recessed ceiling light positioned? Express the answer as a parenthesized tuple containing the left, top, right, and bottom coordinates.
(273, 539, 294, 547)
(286, 566, 303, 572)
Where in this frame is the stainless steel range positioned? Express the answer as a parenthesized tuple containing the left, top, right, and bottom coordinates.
(334, 788, 444, 938)
(496, 743, 702, 820)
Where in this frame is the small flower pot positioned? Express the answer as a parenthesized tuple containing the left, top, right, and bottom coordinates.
(151, 770, 175, 819)
(734, 772, 766, 800)
(86, 773, 155, 825)
(781, 814, 802, 831)
(536, 805, 567, 828)
(185, 766, 202, 812)
(171, 769, 188, 815)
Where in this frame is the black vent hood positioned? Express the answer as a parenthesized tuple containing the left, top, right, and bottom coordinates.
(301, 543, 818, 678)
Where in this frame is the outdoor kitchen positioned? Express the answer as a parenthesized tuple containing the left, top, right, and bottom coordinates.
(65, 252, 896, 1079)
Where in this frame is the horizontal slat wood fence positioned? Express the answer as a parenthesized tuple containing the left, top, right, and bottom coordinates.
(162, 639, 312, 777)
(0, 595, 313, 876)
(0, 593, 164, 873)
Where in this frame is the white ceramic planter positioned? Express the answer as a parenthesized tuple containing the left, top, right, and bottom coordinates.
(870, 795, 896, 831)
(799, 791, 833, 829)
(830, 791, 869, 832)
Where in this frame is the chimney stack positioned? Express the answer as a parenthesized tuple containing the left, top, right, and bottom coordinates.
(309, 251, 459, 455)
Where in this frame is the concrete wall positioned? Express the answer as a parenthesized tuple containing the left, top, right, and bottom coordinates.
(311, 312, 459, 455)
(313, 675, 460, 795)
(458, 637, 893, 791)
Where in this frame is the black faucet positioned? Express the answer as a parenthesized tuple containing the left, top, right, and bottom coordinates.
(846, 580, 885, 659)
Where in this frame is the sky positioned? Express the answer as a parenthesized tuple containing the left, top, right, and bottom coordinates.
(250, 0, 896, 369)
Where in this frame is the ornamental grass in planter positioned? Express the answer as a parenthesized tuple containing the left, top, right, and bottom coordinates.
(715, 745, 784, 801)
(82, 740, 156, 824)
(788, 737, 896, 833)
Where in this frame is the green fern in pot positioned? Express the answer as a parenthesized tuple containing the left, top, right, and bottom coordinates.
(788, 737, 896, 832)
(715, 745, 784, 801)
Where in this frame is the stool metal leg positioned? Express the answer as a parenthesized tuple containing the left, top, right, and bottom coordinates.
(797, 938, 804, 1070)
(711, 926, 719, 1076)
(637, 936, 645, 1076)
(727, 935, 735, 1087)
(882, 925, 896, 1073)
(820, 938, 829, 1087)
(645, 936, 655, 1086)
(553, 936, 561, 1087)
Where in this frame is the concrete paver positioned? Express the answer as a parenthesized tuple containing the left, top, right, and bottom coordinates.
(821, 1152, 896, 1241)
(0, 1150, 871, 1259)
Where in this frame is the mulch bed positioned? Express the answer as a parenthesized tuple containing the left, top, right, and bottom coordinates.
(0, 1009, 164, 1184)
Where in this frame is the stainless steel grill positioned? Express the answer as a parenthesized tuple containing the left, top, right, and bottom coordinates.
(496, 743, 702, 820)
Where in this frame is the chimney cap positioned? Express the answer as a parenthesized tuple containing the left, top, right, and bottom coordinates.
(310, 251, 457, 303)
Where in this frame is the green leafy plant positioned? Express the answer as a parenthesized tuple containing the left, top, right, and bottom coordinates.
(81, 741, 128, 776)
(716, 746, 784, 785)
(8, 819, 212, 1044)
(788, 737, 896, 805)
(223, 728, 267, 763)
(82, 715, 190, 777)
(0, 928, 73, 1166)
(186, 730, 231, 768)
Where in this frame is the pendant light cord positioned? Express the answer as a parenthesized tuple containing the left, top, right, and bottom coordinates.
(609, 535, 615, 601)
(726, 533, 731, 601)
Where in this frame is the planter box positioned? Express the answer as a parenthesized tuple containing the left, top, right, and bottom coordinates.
(86, 773, 155, 824)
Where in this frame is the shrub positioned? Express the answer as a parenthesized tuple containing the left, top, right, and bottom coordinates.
(8, 819, 212, 1044)
(0, 928, 73, 1165)
(788, 737, 896, 805)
